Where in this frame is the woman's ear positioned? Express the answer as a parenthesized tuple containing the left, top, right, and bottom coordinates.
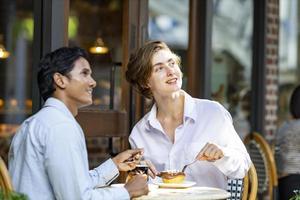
(53, 73, 67, 89)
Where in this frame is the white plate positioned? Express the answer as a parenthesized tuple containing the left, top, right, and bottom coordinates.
(110, 183, 125, 188)
(152, 180, 196, 188)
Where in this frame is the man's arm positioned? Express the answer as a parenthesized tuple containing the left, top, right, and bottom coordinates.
(45, 122, 130, 200)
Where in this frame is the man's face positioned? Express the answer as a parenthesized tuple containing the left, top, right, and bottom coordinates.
(63, 57, 96, 108)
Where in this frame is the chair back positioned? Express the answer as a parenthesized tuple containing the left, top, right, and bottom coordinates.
(244, 132, 278, 199)
(0, 156, 13, 197)
(76, 109, 128, 153)
(76, 109, 128, 181)
(242, 164, 258, 200)
(227, 178, 244, 200)
(227, 164, 258, 200)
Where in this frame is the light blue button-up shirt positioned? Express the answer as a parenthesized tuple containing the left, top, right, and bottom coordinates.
(9, 97, 130, 200)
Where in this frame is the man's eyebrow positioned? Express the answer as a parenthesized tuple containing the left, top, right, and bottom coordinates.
(82, 67, 92, 73)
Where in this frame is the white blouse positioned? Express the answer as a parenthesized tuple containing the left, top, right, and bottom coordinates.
(129, 92, 252, 189)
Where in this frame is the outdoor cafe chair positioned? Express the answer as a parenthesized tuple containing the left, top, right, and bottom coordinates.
(227, 164, 258, 200)
(244, 132, 278, 199)
(0, 156, 13, 197)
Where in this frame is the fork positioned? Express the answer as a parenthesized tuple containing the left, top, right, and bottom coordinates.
(181, 159, 197, 172)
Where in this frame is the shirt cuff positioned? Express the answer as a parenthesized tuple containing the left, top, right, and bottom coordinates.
(212, 146, 232, 168)
(95, 158, 120, 185)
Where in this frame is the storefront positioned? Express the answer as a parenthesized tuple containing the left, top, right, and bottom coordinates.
(0, 0, 283, 165)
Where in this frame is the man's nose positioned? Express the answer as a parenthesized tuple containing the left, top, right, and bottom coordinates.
(90, 77, 96, 88)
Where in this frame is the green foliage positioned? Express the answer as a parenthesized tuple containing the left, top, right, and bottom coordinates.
(290, 190, 300, 200)
(0, 190, 28, 200)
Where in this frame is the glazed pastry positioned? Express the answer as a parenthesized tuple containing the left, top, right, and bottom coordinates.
(159, 170, 185, 184)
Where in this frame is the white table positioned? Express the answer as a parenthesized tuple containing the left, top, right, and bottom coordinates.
(133, 185, 231, 200)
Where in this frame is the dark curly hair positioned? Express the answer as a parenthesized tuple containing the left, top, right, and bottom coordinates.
(37, 47, 88, 101)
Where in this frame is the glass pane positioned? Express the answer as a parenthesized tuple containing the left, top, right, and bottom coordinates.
(211, 0, 253, 140)
(149, 0, 189, 89)
(0, 0, 33, 162)
(278, 0, 299, 125)
(69, 0, 123, 110)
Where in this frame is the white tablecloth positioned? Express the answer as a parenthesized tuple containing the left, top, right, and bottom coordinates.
(133, 185, 231, 200)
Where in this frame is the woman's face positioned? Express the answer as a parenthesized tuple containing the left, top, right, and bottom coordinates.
(147, 49, 182, 97)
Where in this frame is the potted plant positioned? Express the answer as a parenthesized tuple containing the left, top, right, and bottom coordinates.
(0, 189, 28, 200)
(290, 190, 300, 200)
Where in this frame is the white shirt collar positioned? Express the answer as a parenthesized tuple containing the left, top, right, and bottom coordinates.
(43, 97, 75, 120)
(146, 91, 197, 131)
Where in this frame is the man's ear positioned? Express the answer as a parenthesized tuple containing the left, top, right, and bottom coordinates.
(53, 73, 67, 89)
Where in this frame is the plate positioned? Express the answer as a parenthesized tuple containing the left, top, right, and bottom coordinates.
(152, 180, 196, 188)
(111, 183, 125, 188)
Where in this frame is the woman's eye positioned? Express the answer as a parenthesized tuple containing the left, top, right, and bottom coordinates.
(155, 66, 164, 72)
(169, 61, 176, 67)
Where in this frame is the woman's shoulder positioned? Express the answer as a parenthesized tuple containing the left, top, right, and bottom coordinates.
(193, 98, 226, 112)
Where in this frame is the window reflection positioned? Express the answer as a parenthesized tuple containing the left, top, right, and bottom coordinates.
(0, 0, 33, 162)
(278, 0, 299, 125)
(149, 0, 189, 90)
(212, 0, 253, 140)
(69, 0, 122, 110)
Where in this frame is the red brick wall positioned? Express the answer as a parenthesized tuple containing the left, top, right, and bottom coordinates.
(264, 0, 279, 142)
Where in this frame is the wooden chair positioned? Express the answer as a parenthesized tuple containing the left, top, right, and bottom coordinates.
(0, 156, 13, 197)
(242, 164, 258, 200)
(227, 164, 258, 200)
(76, 109, 128, 181)
(244, 132, 278, 199)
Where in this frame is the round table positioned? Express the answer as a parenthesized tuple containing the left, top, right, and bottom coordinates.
(133, 185, 231, 200)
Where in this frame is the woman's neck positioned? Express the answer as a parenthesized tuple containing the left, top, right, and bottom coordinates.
(155, 90, 185, 120)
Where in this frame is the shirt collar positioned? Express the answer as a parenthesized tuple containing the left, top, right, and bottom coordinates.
(183, 92, 197, 122)
(43, 97, 75, 120)
(146, 91, 197, 131)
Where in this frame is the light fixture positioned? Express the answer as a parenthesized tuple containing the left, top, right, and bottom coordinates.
(89, 37, 109, 54)
(0, 35, 10, 59)
(0, 44, 10, 59)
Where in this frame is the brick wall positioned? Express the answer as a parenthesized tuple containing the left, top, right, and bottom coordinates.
(264, 0, 279, 142)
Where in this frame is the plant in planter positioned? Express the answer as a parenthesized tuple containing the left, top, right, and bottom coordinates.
(0, 189, 28, 200)
(290, 189, 300, 200)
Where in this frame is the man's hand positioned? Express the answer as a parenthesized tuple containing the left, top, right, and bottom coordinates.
(112, 149, 143, 171)
(124, 174, 149, 199)
(196, 142, 224, 161)
(145, 160, 158, 179)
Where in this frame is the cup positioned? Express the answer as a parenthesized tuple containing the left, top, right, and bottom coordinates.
(126, 164, 149, 182)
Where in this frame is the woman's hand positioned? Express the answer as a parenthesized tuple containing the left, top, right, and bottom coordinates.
(196, 142, 224, 161)
(112, 148, 144, 171)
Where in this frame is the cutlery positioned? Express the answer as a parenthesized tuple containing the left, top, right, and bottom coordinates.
(181, 159, 197, 172)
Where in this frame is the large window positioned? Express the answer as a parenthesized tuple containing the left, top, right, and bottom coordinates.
(0, 0, 33, 161)
(149, 0, 189, 89)
(69, 0, 123, 110)
(211, 0, 253, 139)
(278, 0, 299, 125)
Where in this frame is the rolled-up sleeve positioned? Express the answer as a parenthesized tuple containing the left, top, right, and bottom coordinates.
(213, 108, 252, 179)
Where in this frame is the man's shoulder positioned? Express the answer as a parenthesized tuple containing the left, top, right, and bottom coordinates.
(31, 106, 74, 127)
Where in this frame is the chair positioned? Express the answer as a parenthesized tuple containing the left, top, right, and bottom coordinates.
(244, 132, 278, 199)
(0, 156, 13, 197)
(242, 164, 258, 200)
(227, 164, 258, 200)
(76, 109, 128, 181)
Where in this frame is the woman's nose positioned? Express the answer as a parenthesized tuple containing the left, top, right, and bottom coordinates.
(166, 66, 175, 76)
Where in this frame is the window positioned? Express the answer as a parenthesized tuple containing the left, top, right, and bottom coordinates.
(211, 0, 253, 139)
